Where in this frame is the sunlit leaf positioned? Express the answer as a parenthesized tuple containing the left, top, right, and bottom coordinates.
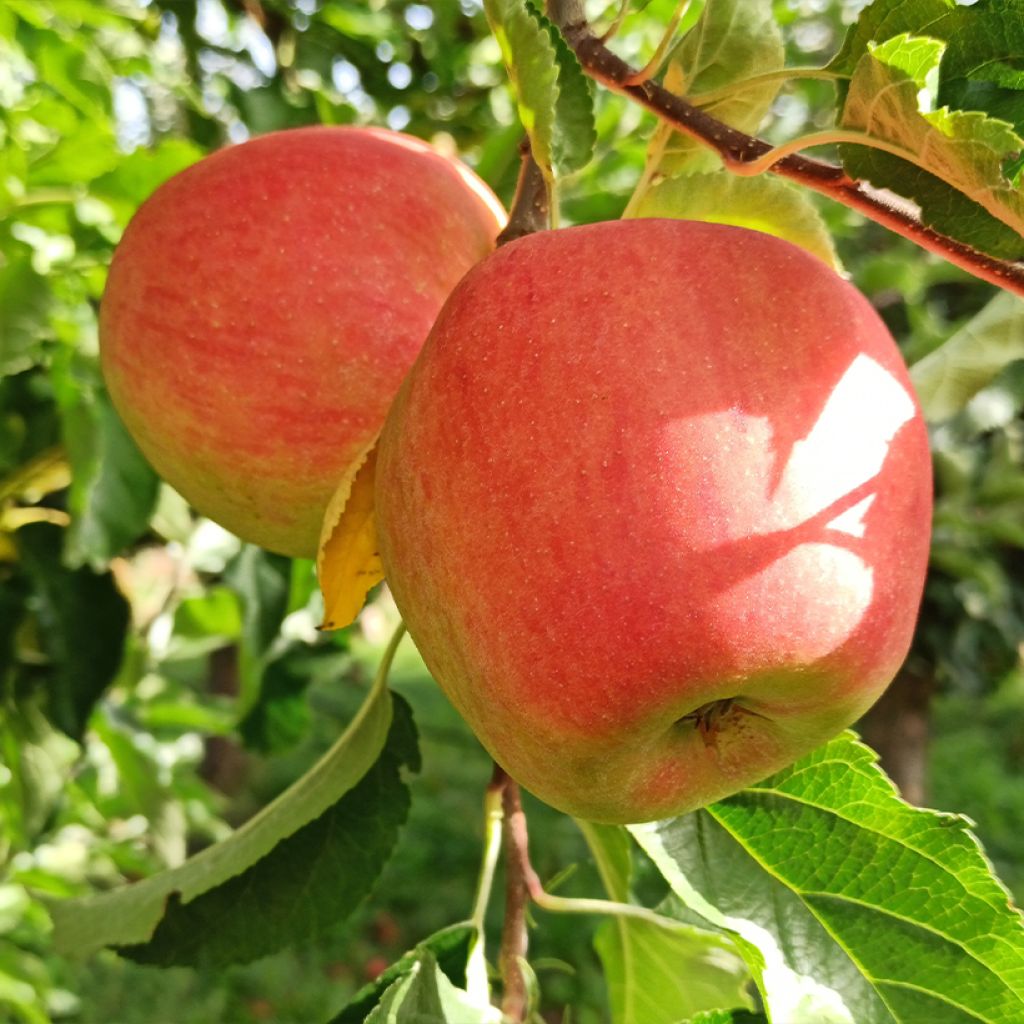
(629, 172, 839, 269)
(649, 0, 784, 179)
(840, 35, 1024, 258)
(828, 0, 954, 76)
(484, 0, 595, 178)
(632, 733, 1024, 1024)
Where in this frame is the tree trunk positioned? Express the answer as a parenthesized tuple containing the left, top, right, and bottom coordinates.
(858, 667, 934, 806)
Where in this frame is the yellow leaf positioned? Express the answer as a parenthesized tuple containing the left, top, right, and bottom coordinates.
(317, 440, 383, 631)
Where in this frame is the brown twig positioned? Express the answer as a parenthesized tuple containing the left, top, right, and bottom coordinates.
(546, 0, 1024, 296)
(498, 769, 535, 1022)
(497, 138, 551, 246)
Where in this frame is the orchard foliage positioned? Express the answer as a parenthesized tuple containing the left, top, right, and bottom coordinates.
(1, 2, 1024, 1023)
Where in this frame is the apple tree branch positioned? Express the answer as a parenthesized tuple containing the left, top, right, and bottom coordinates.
(546, 0, 1024, 296)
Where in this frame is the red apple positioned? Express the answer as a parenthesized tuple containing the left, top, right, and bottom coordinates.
(375, 219, 932, 824)
(100, 126, 504, 557)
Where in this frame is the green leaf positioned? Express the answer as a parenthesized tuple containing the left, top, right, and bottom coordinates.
(839, 35, 1024, 259)
(237, 646, 313, 754)
(120, 694, 420, 967)
(364, 951, 498, 1024)
(225, 545, 292, 707)
(593, 907, 754, 1024)
(483, 0, 595, 178)
(47, 668, 398, 959)
(685, 1012, 767, 1024)
(51, 357, 159, 568)
(331, 924, 476, 1024)
(0, 699, 79, 847)
(529, 0, 596, 176)
(828, 0, 955, 77)
(91, 139, 205, 229)
(580, 821, 753, 1024)
(937, 1, 1024, 139)
(0, 249, 50, 377)
(670, 0, 784, 132)
(629, 172, 839, 269)
(15, 521, 129, 740)
(631, 732, 1024, 1024)
(911, 292, 1024, 421)
(650, 0, 784, 178)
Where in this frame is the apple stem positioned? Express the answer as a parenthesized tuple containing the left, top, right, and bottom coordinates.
(496, 138, 551, 247)
(545, 0, 1024, 295)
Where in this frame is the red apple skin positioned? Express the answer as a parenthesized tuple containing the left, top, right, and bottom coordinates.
(376, 219, 933, 824)
(100, 126, 504, 557)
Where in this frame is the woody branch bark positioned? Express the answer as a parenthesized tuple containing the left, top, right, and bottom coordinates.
(546, 0, 1024, 296)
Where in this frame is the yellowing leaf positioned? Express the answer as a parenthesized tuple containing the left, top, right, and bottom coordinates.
(317, 441, 383, 632)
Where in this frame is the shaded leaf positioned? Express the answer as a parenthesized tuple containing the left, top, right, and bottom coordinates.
(50, 356, 159, 568)
(911, 292, 1024, 421)
(15, 521, 128, 740)
(226, 544, 292, 707)
(331, 924, 476, 1024)
(0, 250, 50, 377)
(237, 647, 313, 755)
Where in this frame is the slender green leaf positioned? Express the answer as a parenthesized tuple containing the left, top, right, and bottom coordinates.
(48, 672, 397, 958)
(120, 695, 420, 967)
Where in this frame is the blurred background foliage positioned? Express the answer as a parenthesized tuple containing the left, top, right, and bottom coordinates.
(0, 0, 1021, 1021)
